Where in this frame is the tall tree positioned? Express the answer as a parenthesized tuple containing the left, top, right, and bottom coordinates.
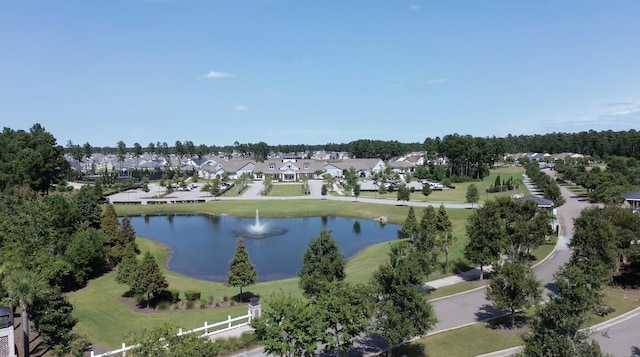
(117, 216, 138, 251)
(115, 243, 139, 286)
(464, 205, 503, 280)
(486, 261, 542, 326)
(251, 293, 321, 357)
(63, 228, 107, 287)
(82, 142, 92, 160)
(146, 142, 155, 154)
(116, 140, 127, 170)
(522, 265, 608, 356)
(226, 238, 258, 302)
(436, 231, 456, 274)
(315, 281, 373, 357)
(466, 183, 479, 208)
(30, 288, 77, 351)
(129, 252, 168, 308)
(372, 242, 437, 356)
(0, 124, 68, 194)
(398, 206, 419, 240)
(353, 183, 361, 201)
(419, 205, 438, 237)
(396, 185, 410, 205)
(251, 141, 270, 162)
(73, 184, 102, 229)
(133, 142, 142, 169)
(436, 204, 452, 233)
(4, 269, 47, 357)
(298, 230, 346, 299)
(421, 184, 432, 201)
(101, 203, 120, 264)
(570, 207, 618, 286)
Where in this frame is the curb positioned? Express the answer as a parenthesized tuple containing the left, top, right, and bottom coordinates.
(589, 306, 640, 333)
(429, 231, 560, 304)
(473, 307, 640, 357)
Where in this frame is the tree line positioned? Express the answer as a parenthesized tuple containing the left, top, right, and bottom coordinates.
(67, 129, 640, 163)
(555, 155, 640, 204)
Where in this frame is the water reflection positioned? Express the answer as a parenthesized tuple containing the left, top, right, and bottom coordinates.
(129, 214, 399, 282)
(353, 221, 361, 235)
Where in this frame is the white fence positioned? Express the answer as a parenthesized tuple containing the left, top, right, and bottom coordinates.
(90, 310, 253, 357)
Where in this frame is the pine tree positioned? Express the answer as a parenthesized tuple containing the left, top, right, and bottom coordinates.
(101, 203, 119, 246)
(398, 206, 418, 240)
(116, 243, 139, 286)
(436, 204, 452, 233)
(298, 230, 346, 299)
(129, 252, 168, 308)
(226, 238, 258, 302)
(420, 206, 438, 237)
(118, 216, 138, 249)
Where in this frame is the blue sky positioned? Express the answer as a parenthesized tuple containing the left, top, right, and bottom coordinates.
(2, 1, 639, 148)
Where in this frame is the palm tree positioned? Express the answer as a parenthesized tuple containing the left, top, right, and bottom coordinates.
(3, 269, 46, 357)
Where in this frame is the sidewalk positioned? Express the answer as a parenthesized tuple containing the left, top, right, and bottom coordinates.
(421, 266, 493, 291)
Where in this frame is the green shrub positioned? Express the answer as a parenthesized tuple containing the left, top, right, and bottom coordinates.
(168, 288, 180, 303)
(184, 289, 201, 301)
(158, 288, 180, 303)
(185, 300, 195, 309)
(133, 293, 145, 306)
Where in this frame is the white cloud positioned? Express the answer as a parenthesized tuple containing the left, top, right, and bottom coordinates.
(201, 71, 235, 79)
(234, 105, 249, 111)
(605, 102, 635, 107)
(409, 4, 422, 11)
(424, 78, 447, 85)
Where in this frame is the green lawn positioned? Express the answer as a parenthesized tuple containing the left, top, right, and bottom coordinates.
(267, 183, 307, 196)
(115, 200, 413, 224)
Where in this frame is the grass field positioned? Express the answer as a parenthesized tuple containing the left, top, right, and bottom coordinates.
(268, 183, 306, 196)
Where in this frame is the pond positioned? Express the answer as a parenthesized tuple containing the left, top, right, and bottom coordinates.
(128, 214, 400, 282)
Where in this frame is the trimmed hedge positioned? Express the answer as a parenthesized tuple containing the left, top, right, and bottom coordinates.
(184, 289, 201, 301)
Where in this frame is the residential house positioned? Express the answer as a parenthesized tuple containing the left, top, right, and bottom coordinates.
(623, 189, 640, 213)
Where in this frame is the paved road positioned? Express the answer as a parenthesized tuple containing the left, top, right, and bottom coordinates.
(592, 312, 640, 357)
(429, 173, 587, 333)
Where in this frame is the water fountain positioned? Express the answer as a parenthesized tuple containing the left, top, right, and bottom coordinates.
(248, 209, 266, 235)
(234, 209, 287, 239)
